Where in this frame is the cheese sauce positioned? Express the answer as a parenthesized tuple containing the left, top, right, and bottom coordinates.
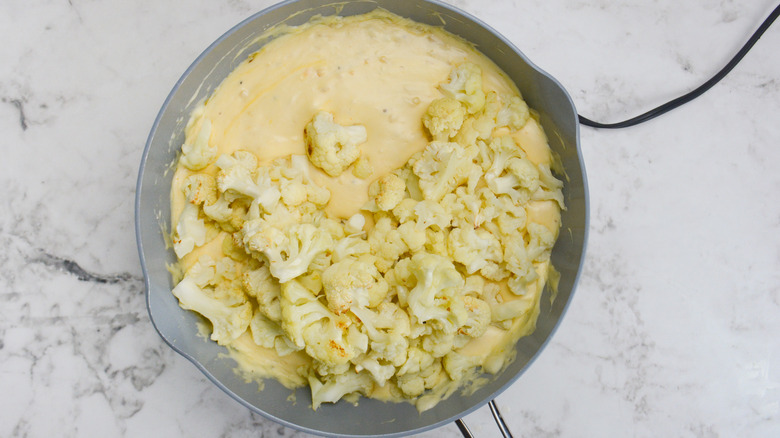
(171, 10, 560, 403)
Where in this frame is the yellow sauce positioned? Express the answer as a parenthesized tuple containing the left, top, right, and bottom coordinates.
(171, 10, 561, 409)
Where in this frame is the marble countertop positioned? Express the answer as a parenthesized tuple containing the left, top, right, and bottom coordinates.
(2, 0, 779, 436)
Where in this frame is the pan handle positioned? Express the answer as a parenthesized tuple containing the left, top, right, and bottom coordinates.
(455, 399, 514, 438)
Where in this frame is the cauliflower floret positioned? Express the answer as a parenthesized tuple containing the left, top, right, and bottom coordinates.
(182, 174, 217, 206)
(242, 264, 282, 322)
(241, 219, 333, 283)
(173, 203, 208, 258)
(180, 118, 216, 170)
(422, 97, 466, 140)
(366, 216, 408, 273)
(405, 252, 467, 334)
(488, 156, 541, 204)
(412, 141, 478, 202)
(442, 351, 483, 382)
(332, 234, 371, 263)
(321, 257, 389, 315)
(351, 302, 411, 368)
(308, 370, 373, 410)
(396, 358, 446, 399)
(280, 280, 356, 366)
(352, 155, 374, 179)
(447, 227, 503, 278)
(344, 213, 366, 235)
(249, 310, 301, 356)
(172, 277, 252, 345)
(439, 63, 486, 114)
(458, 295, 491, 338)
(397, 221, 426, 253)
(496, 94, 531, 130)
(368, 173, 406, 211)
(413, 200, 452, 231)
(531, 163, 565, 208)
(304, 111, 367, 177)
(215, 150, 261, 200)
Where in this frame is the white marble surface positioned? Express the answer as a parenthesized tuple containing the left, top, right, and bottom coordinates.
(1, 0, 779, 436)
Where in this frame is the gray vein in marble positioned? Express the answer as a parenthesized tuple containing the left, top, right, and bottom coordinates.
(28, 251, 138, 285)
(2, 97, 28, 131)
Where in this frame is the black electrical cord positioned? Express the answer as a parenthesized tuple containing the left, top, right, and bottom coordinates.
(578, 3, 780, 129)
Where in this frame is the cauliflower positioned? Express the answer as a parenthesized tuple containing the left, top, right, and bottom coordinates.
(447, 227, 503, 278)
(332, 234, 371, 263)
(173, 203, 208, 258)
(442, 351, 483, 382)
(413, 200, 452, 231)
(172, 277, 252, 345)
(439, 63, 486, 114)
(249, 310, 300, 357)
(242, 264, 282, 322)
(280, 279, 356, 365)
(352, 155, 374, 179)
(308, 370, 373, 410)
(321, 257, 389, 314)
(182, 174, 217, 206)
(412, 141, 478, 202)
(215, 150, 261, 200)
(405, 252, 467, 334)
(352, 302, 411, 367)
(496, 94, 531, 130)
(458, 295, 491, 338)
(531, 163, 565, 208)
(344, 213, 366, 235)
(180, 118, 216, 170)
(422, 97, 466, 140)
(304, 111, 367, 177)
(241, 220, 333, 283)
(366, 216, 408, 273)
(367, 173, 406, 212)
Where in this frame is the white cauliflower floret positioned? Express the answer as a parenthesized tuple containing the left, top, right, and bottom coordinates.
(304, 111, 367, 177)
(458, 295, 491, 338)
(184, 255, 217, 287)
(531, 163, 565, 208)
(321, 257, 389, 315)
(440, 63, 486, 114)
(173, 203, 208, 258)
(215, 150, 261, 200)
(422, 97, 466, 140)
(352, 302, 411, 368)
(413, 200, 452, 231)
(412, 141, 478, 202)
(352, 155, 374, 179)
(442, 351, 483, 382)
(172, 277, 252, 345)
(503, 241, 537, 296)
(281, 280, 356, 365)
(242, 264, 282, 322)
(308, 370, 373, 410)
(332, 234, 371, 263)
(405, 252, 467, 334)
(366, 216, 408, 273)
(396, 358, 446, 399)
(182, 174, 217, 206)
(241, 220, 333, 283)
(496, 94, 531, 130)
(180, 118, 216, 170)
(249, 310, 300, 356)
(447, 227, 503, 278)
(344, 213, 366, 234)
(367, 173, 406, 212)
